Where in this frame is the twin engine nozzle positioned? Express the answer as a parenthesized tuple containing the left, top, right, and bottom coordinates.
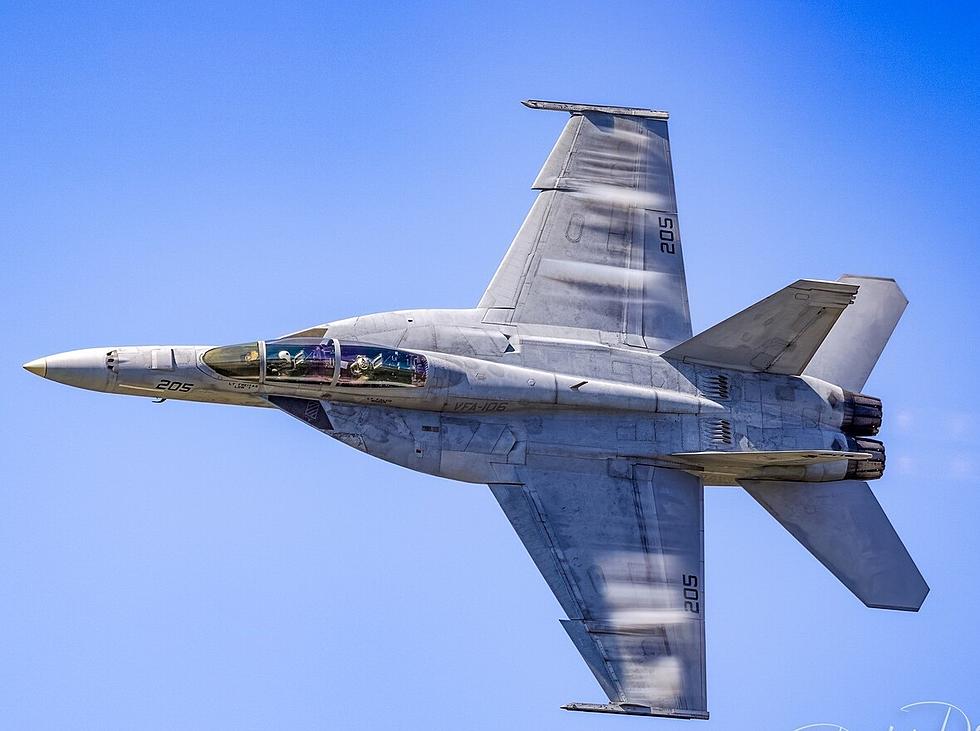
(842, 390, 883, 436)
(840, 391, 885, 480)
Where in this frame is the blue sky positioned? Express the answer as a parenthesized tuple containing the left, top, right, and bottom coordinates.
(2, 2, 979, 729)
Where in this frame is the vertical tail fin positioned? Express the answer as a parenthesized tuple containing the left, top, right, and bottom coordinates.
(803, 275, 908, 392)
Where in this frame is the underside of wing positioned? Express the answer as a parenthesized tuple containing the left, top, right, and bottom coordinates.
(490, 462, 707, 719)
(480, 100, 692, 350)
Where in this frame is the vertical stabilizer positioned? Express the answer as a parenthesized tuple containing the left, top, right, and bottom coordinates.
(803, 275, 908, 392)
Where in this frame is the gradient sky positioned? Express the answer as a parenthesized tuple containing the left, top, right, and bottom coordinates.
(2, 3, 979, 729)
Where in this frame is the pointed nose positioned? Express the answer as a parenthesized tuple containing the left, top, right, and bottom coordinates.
(23, 358, 47, 377)
(24, 348, 111, 392)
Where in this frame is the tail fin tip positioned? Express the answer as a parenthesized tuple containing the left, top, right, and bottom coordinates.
(803, 275, 908, 392)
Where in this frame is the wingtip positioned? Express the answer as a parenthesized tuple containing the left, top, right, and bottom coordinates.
(522, 99, 669, 119)
(863, 584, 929, 612)
(562, 702, 709, 720)
(864, 602, 924, 612)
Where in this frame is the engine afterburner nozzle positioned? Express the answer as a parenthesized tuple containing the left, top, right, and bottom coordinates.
(842, 390, 883, 436)
(845, 436, 886, 480)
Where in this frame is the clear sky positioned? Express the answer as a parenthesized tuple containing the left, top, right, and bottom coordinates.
(2, 2, 979, 729)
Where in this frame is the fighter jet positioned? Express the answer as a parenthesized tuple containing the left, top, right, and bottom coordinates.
(24, 99, 927, 720)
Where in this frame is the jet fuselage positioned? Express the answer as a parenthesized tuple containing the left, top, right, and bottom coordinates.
(25, 306, 880, 487)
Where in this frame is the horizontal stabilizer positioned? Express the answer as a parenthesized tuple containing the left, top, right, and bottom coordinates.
(662, 279, 857, 374)
(803, 275, 908, 392)
(741, 479, 928, 611)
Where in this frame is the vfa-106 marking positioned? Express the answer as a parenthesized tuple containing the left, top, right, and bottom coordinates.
(25, 99, 926, 720)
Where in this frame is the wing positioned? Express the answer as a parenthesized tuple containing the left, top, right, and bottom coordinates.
(491, 463, 708, 719)
(480, 100, 692, 350)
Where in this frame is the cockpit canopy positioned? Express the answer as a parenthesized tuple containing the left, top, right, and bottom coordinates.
(202, 342, 261, 380)
(203, 339, 428, 388)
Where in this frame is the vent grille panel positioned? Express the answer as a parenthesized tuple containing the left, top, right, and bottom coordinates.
(702, 418, 733, 445)
(699, 373, 731, 400)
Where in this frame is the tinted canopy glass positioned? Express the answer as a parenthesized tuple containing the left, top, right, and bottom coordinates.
(338, 343, 427, 387)
(203, 342, 261, 380)
(266, 340, 335, 382)
(203, 339, 428, 388)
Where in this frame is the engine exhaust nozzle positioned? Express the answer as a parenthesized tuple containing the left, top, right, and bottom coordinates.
(842, 390, 882, 436)
(845, 436, 885, 480)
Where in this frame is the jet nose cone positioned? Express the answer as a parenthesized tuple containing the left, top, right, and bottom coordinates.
(29, 348, 111, 392)
(23, 358, 47, 377)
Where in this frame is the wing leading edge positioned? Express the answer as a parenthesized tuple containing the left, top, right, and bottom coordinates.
(480, 100, 692, 350)
(490, 463, 708, 719)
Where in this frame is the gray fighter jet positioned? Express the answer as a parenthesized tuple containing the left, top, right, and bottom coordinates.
(24, 99, 927, 720)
